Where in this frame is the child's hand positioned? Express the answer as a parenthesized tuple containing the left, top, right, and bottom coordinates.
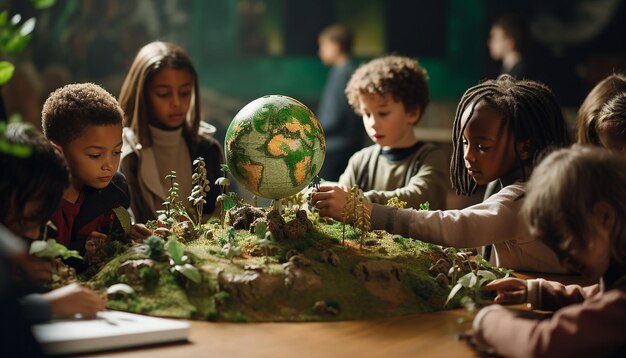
(129, 223, 152, 242)
(14, 253, 53, 284)
(42, 282, 106, 318)
(481, 278, 528, 305)
(310, 185, 350, 221)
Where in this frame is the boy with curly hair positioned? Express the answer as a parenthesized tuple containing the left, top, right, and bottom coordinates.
(312, 55, 448, 210)
(42, 83, 150, 271)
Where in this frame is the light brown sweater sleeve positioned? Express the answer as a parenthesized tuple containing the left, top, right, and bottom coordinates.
(363, 147, 448, 210)
(370, 184, 526, 248)
(476, 286, 626, 357)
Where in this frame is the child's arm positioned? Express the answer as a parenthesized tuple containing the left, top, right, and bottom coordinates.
(362, 148, 448, 210)
(482, 277, 599, 309)
(472, 288, 626, 357)
(41, 282, 106, 318)
(367, 184, 526, 248)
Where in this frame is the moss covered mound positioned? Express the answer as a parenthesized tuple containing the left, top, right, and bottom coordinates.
(83, 210, 471, 322)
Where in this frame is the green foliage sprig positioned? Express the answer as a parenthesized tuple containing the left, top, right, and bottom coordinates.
(0, 0, 55, 85)
(165, 239, 201, 283)
(29, 239, 82, 260)
(156, 171, 187, 225)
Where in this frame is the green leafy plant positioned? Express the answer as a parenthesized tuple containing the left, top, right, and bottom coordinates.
(444, 250, 512, 312)
(419, 201, 430, 211)
(0, 0, 55, 86)
(165, 238, 201, 283)
(146, 235, 166, 260)
(156, 171, 186, 225)
(29, 239, 82, 260)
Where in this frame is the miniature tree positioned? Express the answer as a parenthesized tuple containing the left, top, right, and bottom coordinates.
(386, 197, 407, 208)
(188, 157, 211, 224)
(340, 185, 362, 245)
(355, 196, 371, 248)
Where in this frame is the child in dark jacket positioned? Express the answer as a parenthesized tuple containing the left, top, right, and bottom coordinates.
(42, 83, 151, 271)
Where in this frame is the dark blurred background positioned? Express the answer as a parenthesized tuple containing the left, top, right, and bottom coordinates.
(1, 0, 625, 146)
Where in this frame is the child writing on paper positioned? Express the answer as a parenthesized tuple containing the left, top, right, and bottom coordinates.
(472, 145, 626, 357)
(313, 75, 572, 273)
(0, 122, 105, 324)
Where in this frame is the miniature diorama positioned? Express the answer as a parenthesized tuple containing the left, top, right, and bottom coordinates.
(40, 95, 509, 322)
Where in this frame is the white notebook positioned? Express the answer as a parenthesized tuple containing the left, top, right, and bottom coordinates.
(31, 310, 190, 355)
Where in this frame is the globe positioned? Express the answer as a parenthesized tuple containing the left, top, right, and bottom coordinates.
(225, 95, 326, 199)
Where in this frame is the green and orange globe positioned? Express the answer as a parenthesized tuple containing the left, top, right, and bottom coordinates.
(225, 95, 326, 199)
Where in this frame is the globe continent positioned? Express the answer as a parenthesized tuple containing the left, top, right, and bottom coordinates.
(225, 95, 326, 199)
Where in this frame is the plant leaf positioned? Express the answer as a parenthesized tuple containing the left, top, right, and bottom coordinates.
(477, 270, 497, 281)
(19, 17, 36, 36)
(112, 206, 131, 234)
(165, 238, 185, 265)
(458, 272, 476, 288)
(0, 61, 15, 85)
(174, 264, 201, 283)
(445, 283, 464, 305)
(32, 0, 56, 10)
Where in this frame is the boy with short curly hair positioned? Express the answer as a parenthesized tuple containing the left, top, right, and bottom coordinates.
(42, 83, 150, 271)
(314, 55, 448, 211)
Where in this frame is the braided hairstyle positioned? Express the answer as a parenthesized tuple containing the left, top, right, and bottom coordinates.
(450, 75, 571, 195)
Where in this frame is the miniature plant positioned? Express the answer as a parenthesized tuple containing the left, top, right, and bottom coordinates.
(146, 235, 166, 260)
(221, 227, 241, 262)
(215, 164, 236, 228)
(29, 239, 82, 260)
(386, 197, 407, 208)
(308, 175, 322, 190)
(443, 250, 512, 312)
(255, 231, 276, 264)
(165, 239, 201, 283)
(188, 157, 211, 224)
(156, 171, 186, 225)
(419, 201, 431, 211)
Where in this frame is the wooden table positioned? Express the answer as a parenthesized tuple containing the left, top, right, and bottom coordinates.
(81, 273, 592, 358)
(81, 309, 477, 358)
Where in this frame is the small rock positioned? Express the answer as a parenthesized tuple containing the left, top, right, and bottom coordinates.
(320, 249, 340, 266)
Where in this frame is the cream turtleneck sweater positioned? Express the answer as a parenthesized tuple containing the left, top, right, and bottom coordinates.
(148, 125, 193, 211)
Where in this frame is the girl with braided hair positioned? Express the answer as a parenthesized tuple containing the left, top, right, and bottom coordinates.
(318, 75, 572, 273)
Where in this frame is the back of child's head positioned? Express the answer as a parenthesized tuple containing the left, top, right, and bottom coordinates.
(577, 73, 626, 145)
(595, 92, 626, 153)
(451, 75, 571, 195)
(0, 122, 69, 228)
(319, 23, 353, 54)
(523, 145, 626, 265)
(119, 41, 201, 146)
(41, 83, 124, 147)
(345, 55, 429, 119)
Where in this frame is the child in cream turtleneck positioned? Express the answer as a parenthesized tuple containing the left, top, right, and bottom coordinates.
(119, 41, 224, 224)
